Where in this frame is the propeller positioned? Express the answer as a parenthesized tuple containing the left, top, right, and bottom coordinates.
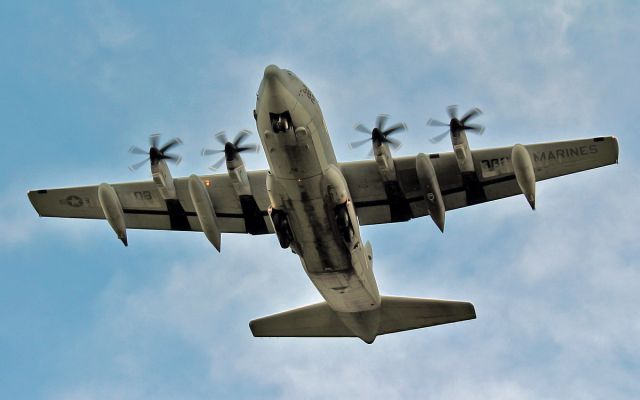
(128, 134, 182, 171)
(202, 130, 259, 170)
(426, 105, 485, 144)
(350, 114, 406, 152)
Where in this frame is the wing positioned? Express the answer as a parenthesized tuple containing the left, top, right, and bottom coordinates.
(342, 136, 619, 225)
(28, 171, 274, 234)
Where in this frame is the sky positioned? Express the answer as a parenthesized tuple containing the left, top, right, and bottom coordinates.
(1, 1, 639, 399)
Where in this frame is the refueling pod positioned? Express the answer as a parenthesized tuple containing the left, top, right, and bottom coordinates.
(511, 144, 536, 210)
(416, 153, 446, 232)
(98, 183, 128, 246)
(188, 174, 222, 251)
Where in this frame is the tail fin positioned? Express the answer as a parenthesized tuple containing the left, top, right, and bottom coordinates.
(249, 296, 475, 343)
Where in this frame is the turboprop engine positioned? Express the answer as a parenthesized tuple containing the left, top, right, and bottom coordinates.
(129, 134, 183, 199)
(427, 105, 485, 174)
(202, 130, 260, 207)
(201, 130, 259, 173)
(350, 114, 406, 181)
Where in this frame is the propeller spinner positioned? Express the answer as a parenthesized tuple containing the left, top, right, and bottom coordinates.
(202, 130, 259, 170)
(129, 134, 182, 171)
(427, 105, 485, 144)
(350, 114, 406, 152)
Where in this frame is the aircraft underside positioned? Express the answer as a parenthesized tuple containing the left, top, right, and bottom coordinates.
(27, 64, 618, 343)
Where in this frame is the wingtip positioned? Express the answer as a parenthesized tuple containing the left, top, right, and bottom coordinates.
(248, 320, 258, 337)
(27, 190, 45, 216)
(469, 305, 477, 320)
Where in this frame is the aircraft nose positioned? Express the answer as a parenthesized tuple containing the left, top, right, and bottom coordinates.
(260, 64, 291, 114)
(263, 64, 281, 81)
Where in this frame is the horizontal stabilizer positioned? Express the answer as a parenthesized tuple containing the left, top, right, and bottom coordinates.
(250, 302, 352, 337)
(250, 296, 475, 343)
(377, 296, 476, 334)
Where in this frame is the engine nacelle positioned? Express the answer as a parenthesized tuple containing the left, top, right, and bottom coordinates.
(227, 159, 252, 197)
(373, 142, 397, 181)
(97, 183, 128, 246)
(511, 144, 536, 210)
(416, 153, 446, 232)
(151, 160, 177, 199)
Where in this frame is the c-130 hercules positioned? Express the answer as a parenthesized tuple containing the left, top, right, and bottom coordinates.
(28, 65, 618, 343)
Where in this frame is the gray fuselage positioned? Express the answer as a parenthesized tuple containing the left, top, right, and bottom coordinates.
(255, 65, 380, 313)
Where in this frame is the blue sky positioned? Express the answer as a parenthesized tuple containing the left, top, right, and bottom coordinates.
(1, 1, 639, 399)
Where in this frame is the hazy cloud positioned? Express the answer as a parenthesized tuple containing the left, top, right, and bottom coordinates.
(4, 2, 637, 399)
(83, 0, 138, 49)
(49, 162, 637, 399)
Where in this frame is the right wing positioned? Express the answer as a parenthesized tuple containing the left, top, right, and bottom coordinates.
(28, 171, 274, 234)
(342, 136, 619, 225)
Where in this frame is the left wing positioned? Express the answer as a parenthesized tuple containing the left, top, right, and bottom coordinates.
(342, 136, 619, 226)
(28, 171, 274, 234)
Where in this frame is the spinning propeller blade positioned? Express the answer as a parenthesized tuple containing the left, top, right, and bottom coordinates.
(202, 130, 260, 170)
(427, 105, 485, 143)
(129, 134, 183, 171)
(351, 114, 407, 154)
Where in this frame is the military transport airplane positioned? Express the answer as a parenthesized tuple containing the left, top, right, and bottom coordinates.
(28, 65, 618, 343)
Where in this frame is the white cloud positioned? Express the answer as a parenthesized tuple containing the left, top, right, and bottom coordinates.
(49, 158, 636, 399)
(0, 217, 33, 246)
(0, 165, 137, 248)
(83, 0, 138, 49)
(13, 2, 638, 399)
(361, 1, 597, 131)
(0, 187, 98, 248)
